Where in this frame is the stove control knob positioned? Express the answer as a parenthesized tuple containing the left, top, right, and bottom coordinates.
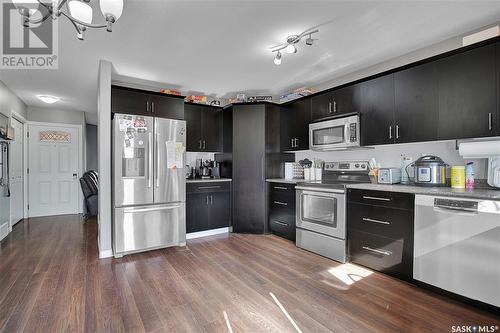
(355, 163, 360, 168)
(361, 164, 366, 169)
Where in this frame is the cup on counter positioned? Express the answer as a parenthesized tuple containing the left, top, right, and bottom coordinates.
(315, 168, 322, 181)
(451, 166, 465, 188)
(304, 168, 311, 181)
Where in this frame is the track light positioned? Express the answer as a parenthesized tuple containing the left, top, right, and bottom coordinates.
(285, 44, 297, 54)
(274, 52, 282, 65)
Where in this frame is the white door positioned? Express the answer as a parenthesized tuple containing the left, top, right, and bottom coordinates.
(10, 117, 24, 225)
(28, 124, 80, 217)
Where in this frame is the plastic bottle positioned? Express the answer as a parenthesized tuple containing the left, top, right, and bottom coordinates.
(465, 162, 475, 189)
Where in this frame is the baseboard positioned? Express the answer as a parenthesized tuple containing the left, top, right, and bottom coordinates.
(99, 249, 113, 259)
(186, 227, 229, 240)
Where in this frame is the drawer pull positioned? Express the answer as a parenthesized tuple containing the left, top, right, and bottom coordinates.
(198, 186, 222, 190)
(362, 217, 390, 225)
(273, 186, 289, 190)
(272, 220, 289, 227)
(362, 196, 391, 202)
(273, 201, 288, 206)
(362, 246, 392, 256)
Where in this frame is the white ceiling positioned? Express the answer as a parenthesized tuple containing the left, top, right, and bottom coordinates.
(1, 0, 500, 121)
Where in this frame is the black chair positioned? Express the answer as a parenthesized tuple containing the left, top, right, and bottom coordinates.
(80, 170, 98, 218)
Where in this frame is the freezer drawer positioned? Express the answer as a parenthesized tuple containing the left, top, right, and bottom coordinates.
(414, 195, 500, 307)
(114, 203, 186, 257)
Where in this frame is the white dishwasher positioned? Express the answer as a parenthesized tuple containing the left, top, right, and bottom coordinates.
(414, 195, 500, 307)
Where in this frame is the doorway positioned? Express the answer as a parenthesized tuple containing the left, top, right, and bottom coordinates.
(10, 116, 24, 226)
(27, 123, 82, 217)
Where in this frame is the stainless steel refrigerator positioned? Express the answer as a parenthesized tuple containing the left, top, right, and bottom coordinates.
(112, 113, 186, 258)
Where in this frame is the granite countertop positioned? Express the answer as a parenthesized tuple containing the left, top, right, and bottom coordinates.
(346, 183, 500, 200)
(187, 178, 232, 183)
(266, 178, 302, 184)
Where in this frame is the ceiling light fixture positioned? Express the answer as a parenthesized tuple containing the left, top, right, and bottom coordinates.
(274, 51, 282, 65)
(270, 29, 319, 65)
(37, 95, 60, 104)
(12, 0, 124, 40)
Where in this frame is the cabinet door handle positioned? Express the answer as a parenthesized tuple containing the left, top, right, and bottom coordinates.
(206, 196, 209, 205)
(362, 196, 391, 202)
(198, 185, 221, 190)
(272, 220, 289, 227)
(273, 186, 289, 190)
(395, 125, 400, 139)
(333, 100, 337, 113)
(146, 101, 150, 112)
(199, 140, 202, 149)
(210, 195, 213, 205)
(389, 125, 393, 139)
(151, 101, 155, 113)
(328, 102, 332, 113)
(362, 217, 390, 225)
(295, 138, 299, 147)
(488, 113, 493, 131)
(203, 140, 206, 149)
(273, 201, 288, 206)
(362, 246, 392, 256)
(291, 138, 294, 148)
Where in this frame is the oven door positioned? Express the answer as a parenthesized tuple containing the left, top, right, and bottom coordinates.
(296, 188, 345, 239)
(309, 115, 360, 150)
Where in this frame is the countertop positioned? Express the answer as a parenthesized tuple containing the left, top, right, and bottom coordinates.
(346, 183, 500, 200)
(186, 178, 232, 183)
(266, 178, 500, 200)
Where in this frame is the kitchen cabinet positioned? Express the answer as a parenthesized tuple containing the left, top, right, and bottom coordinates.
(496, 41, 500, 136)
(111, 86, 184, 120)
(311, 85, 360, 121)
(360, 75, 395, 146)
(268, 182, 296, 241)
(394, 62, 438, 143)
(186, 182, 231, 233)
(437, 43, 497, 139)
(232, 103, 294, 234)
(281, 98, 311, 151)
(184, 103, 222, 152)
(347, 188, 414, 280)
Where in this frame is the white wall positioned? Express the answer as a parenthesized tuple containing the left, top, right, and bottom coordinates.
(97, 60, 113, 258)
(0, 80, 27, 119)
(295, 140, 488, 179)
(27, 106, 85, 125)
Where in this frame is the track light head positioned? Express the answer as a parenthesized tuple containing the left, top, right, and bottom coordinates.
(274, 51, 282, 65)
(285, 44, 297, 54)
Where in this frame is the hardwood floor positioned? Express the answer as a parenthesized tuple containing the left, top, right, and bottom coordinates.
(0, 215, 498, 332)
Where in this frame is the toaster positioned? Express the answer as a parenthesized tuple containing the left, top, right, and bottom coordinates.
(378, 168, 402, 184)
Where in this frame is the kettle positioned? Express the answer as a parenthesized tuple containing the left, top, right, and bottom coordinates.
(407, 155, 448, 187)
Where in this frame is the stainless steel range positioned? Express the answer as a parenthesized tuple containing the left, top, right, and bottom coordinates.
(296, 161, 370, 263)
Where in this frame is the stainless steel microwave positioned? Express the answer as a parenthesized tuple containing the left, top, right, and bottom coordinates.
(309, 114, 360, 151)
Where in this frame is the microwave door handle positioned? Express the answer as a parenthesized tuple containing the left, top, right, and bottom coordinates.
(344, 123, 350, 144)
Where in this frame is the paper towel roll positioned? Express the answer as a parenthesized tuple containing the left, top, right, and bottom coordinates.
(459, 140, 500, 158)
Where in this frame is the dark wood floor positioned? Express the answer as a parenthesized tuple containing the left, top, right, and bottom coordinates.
(0, 216, 498, 332)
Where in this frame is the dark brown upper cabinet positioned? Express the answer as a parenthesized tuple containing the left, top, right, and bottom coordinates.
(394, 62, 438, 143)
(281, 98, 311, 151)
(111, 86, 184, 120)
(360, 74, 396, 146)
(496, 41, 500, 136)
(184, 103, 222, 152)
(437, 43, 497, 140)
(311, 85, 360, 121)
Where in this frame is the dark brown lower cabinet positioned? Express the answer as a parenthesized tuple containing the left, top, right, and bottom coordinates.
(186, 182, 231, 233)
(268, 182, 296, 241)
(347, 189, 414, 280)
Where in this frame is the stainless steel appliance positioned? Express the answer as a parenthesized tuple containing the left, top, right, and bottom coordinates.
(112, 114, 186, 258)
(378, 167, 401, 184)
(309, 114, 360, 151)
(414, 195, 500, 307)
(409, 155, 447, 186)
(296, 161, 370, 262)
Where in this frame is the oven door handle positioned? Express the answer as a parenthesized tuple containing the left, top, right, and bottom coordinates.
(296, 187, 345, 195)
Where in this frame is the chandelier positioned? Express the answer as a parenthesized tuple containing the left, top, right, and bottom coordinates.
(11, 0, 124, 40)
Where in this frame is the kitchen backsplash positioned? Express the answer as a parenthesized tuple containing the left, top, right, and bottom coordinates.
(295, 140, 488, 179)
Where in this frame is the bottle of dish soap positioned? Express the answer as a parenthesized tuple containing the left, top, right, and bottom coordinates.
(465, 162, 475, 189)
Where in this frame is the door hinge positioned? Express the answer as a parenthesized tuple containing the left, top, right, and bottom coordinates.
(27, 204, 29, 210)
(27, 168, 29, 174)
(27, 131, 29, 138)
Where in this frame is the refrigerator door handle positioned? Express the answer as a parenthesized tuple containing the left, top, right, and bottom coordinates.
(148, 132, 153, 188)
(123, 204, 182, 214)
(156, 132, 160, 187)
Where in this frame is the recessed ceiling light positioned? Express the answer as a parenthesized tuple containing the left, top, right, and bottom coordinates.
(37, 95, 60, 104)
